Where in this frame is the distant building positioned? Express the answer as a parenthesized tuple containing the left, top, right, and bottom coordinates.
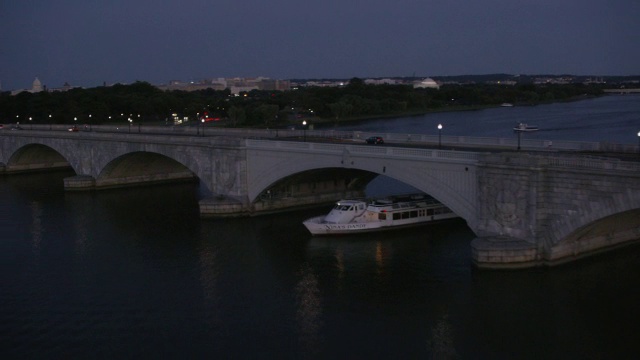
(413, 78, 440, 89)
(9, 78, 79, 95)
(32, 77, 43, 92)
(49, 82, 77, 92)
(11, 77, 45, 95)
(156, 77, 291, 94)
(365, 78, 399, 85)
(487, 80, 517, 86)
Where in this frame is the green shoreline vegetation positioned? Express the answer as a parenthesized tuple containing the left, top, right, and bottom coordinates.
(0, 77, 612, 128)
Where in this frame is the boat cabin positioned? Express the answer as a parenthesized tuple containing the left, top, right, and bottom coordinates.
(323, 200, 367, 223)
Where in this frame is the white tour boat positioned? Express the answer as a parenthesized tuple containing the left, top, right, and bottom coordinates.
(513, 122, 539, 132)
(302, 194, 458, 235)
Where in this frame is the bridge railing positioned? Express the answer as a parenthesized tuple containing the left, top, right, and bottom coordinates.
(246, 139, 480, 163)
(6, 124, 638, 154)
(543, 154, 640, 172)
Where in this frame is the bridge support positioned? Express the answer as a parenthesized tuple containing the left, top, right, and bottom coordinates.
(471, 237, 539, 269)
(63, 175, 96, 190)
(199, 196, 248, 217)
(472, 153, 640, 269)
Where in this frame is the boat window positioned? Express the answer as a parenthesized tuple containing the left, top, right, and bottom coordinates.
(393, 213, 401, 220)
(427, 209, 434, 216)
(378, 213, 386, 220)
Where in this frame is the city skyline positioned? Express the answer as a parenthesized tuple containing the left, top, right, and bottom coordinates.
(1, 1, 639, 91)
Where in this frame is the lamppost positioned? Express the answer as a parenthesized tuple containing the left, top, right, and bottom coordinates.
(88, 114, 92, 131)
(128, 117, 132, 133)
(137, 114, 141, 133)
(437, 123, 442, 149)
(29, 117, 33, 130)
(637, 131, 640, 155)
(49, 114, 52, 130)
(201, 118, 205, 136)
(302, 120, 307, 142)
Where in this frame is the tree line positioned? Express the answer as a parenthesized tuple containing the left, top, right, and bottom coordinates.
(0, 79, 605, 128)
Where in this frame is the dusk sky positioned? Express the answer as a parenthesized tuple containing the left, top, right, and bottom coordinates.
(1, 1, 639, 91)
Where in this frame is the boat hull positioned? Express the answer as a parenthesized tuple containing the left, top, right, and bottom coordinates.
(303, 213, 459, 236)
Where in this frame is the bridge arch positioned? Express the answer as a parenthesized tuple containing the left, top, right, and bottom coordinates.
(94, 151, 198, 189)
(5, 143, 72, 173)
(546, 190, 640, 259)
(246, 143, 478, 228)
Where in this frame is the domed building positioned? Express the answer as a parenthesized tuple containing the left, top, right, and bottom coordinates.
(31, 77, 43, 92)
(413, 77, 440, 89)
(10, 77, 45, 95)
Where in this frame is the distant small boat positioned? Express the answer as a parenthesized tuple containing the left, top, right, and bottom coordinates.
(513, 123, 539, 132)
(501, 103, 514, 107)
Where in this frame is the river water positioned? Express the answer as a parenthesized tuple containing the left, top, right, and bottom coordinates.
(1, 95, 640, 359)
(324, 94, 640, 144)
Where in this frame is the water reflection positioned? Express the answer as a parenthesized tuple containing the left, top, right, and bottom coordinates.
(334, 247, 345, 289)
(295, 263, 323, 357)
(65, 194, 92, 260)
(428, 313, 457, 359)
(375, 241, 390, 279)
(30, 201, 43, 257)
(197, 232, 221, 326)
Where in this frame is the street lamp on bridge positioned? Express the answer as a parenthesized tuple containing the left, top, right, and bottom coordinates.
(302, 120, 307, 142)
(437, 123, 442, 149)
(637, 131, 640, 155)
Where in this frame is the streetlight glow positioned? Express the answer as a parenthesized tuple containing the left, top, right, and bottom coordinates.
(302, 120, 307, 142)
(437, 123, 443, 149)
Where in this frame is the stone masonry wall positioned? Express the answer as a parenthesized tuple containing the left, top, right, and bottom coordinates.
(474, 152, 640, 267)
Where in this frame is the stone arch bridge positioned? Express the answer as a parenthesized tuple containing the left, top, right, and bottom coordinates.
(1, 130, 639, 269)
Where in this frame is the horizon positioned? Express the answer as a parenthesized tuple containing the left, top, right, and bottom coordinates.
(4, 72, 639, 93)
(2, 1, 639, 91)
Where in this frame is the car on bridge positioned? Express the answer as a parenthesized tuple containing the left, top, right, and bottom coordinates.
(365, 136, 384, 145)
